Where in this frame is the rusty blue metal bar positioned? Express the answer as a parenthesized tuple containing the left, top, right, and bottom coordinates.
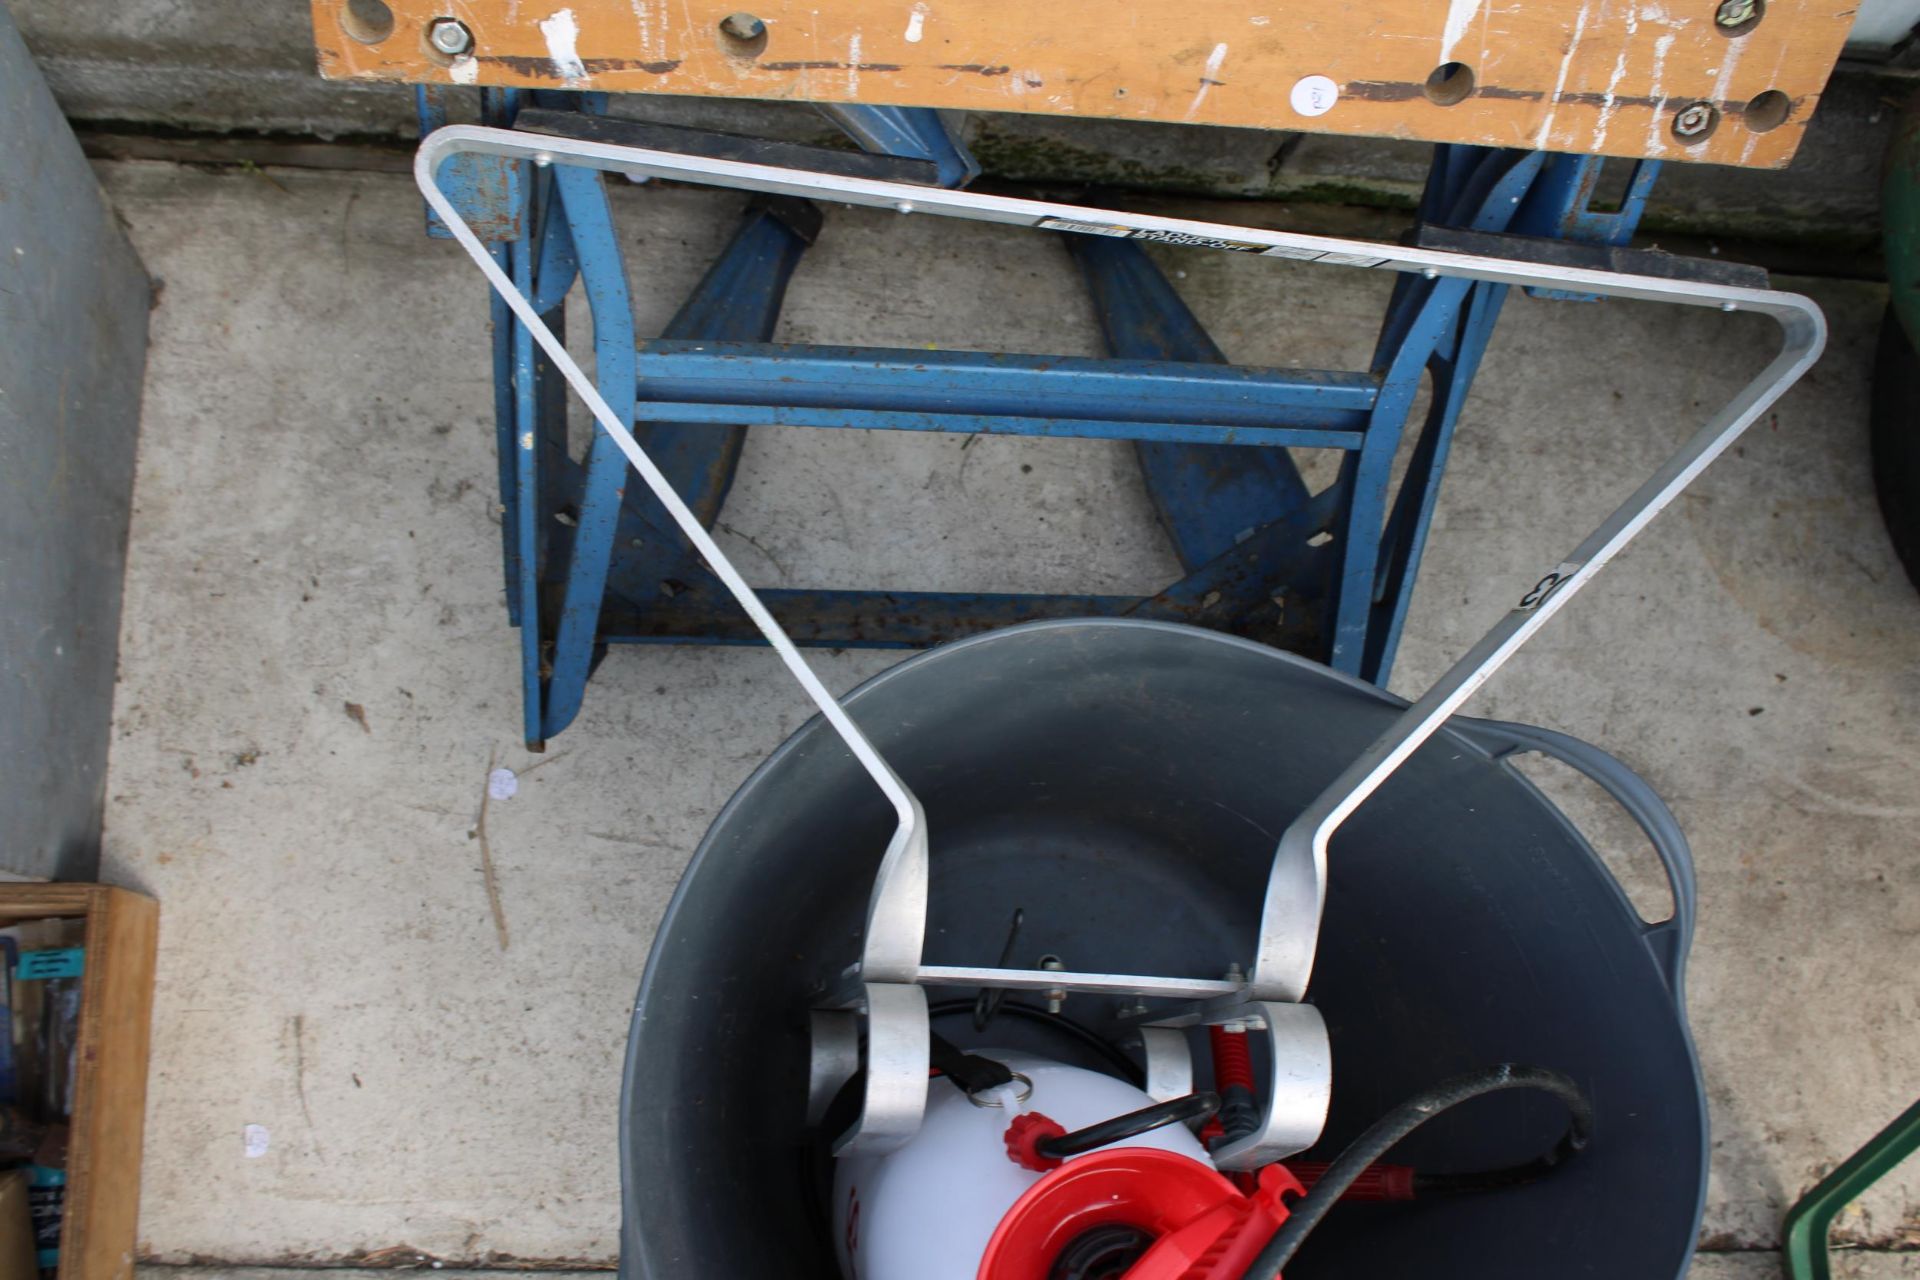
(632, 341, 1377, 438)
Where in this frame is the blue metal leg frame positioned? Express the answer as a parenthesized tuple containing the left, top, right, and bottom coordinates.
(425, 94, 1664, 747)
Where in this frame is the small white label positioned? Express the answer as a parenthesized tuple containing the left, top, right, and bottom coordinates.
(1036, 217, 1133, 237)
(1261, 245, 1328, 261)
(488, 768, 519, 800)
(1132, 228, 1268, 252)
(243, 1124, 271, 1158)
(1290, 75, 1339, 118)
(1261, 245, 1390, 268)
(1311, 250, 1390, 267)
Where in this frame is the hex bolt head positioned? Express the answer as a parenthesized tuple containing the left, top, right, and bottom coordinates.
(1672, 101, 1718, 141)
(427, 17, 473, 56)
(1715, 0, 1758, 27)
(719, 12, 767, 41)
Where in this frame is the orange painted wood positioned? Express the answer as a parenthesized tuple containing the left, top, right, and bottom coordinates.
(312, 0, 1851, 167)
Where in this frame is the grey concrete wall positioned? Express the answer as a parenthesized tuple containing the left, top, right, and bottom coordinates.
(0, 6, 150, 879)
(11, 0, 1913, 250)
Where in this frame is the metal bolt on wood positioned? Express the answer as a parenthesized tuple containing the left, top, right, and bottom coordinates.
(427, 17, 473, 56)
(1673, 102, 1718, 140)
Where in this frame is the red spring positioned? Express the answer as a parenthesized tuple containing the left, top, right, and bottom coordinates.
(1285, 1160, 1417, 1202)
(1209, 1025, 1256, 1094)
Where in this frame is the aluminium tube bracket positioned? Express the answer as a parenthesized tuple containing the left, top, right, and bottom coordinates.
(416, 124, 1826, 1160)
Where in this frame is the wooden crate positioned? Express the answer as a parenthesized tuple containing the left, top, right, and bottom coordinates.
(0, 886, 157, 1280)
(311, 0, 1854, 168)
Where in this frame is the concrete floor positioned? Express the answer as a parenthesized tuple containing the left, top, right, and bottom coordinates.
(94, 158, 1920, 1272)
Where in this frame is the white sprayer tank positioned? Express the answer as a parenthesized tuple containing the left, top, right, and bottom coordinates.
(832, 1051, 1212, 1280)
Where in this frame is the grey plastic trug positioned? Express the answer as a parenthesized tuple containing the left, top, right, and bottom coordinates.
(0, 5, 150, 879)
(622, 620, 1707, 1280)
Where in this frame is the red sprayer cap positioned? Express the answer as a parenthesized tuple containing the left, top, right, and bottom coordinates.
(977, 1147, 1302, 1279)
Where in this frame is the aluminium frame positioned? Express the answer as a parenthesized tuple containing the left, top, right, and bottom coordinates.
(417, 124, 1824, 1165)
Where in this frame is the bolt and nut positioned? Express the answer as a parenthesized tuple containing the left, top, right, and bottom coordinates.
(1714, 0, 1758, 27)
(427, 16, 473, 56)
(719, 12, 766, 41)
(1672, 101, 1718, 140)
(1040, 955, 1067, 1014)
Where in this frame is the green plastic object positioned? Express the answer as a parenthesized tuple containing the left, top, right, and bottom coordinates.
(1782, 1098, 1920, 1280)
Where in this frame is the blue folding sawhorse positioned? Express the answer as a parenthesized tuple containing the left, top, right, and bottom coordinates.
(418, 90, 1658, 748)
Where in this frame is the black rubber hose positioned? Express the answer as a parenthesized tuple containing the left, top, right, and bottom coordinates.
(927, 997, 1147, 1087)
(1038, 1091, 1222, 1159)
(1412, 1148, 1582, 1196)
(1239, 1064, 1593, 1280)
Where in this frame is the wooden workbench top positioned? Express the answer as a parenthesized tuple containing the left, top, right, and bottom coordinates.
(313, 0, 1855, 167)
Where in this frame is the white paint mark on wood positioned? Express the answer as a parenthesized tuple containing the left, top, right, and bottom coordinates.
(630, 0, 652, 57)
(1644, 31, 1676, 154)
(1711, 36, 1745, 105)
(904, 3, 928, 43)
(1184, 42, 1230, 120)
(847, 32, 862, 94)
(450, 56, 479, 84)
(1594, 43, 1630, 147)
(1249, 14, 1271, 23)
(1594, 0, 1633, 150)
(1535, 3, 1590, 149)
(1440, 0, 1485, 63)
(539, 9, 589, 83)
